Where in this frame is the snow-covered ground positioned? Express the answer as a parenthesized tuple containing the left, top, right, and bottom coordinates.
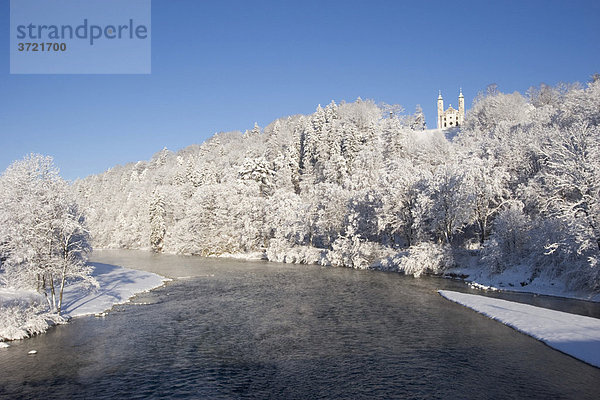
(439, 290, 600, 368)
(443, 250, 600, 303)
(447, 265, 600, 303)
(0, 262, 168, 344)
(61, 262, 168, 318)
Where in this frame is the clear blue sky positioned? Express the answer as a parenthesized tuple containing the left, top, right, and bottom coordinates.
(1, 0, 599, 180)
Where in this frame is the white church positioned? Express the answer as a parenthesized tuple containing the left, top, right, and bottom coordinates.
(437, 89, 465, 129)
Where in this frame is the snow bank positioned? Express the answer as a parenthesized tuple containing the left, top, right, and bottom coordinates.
(438, 290, 600, 368)
(0, 262, 167, 344)
(445, 259, 600, 302)
(61, 262, 168, 318)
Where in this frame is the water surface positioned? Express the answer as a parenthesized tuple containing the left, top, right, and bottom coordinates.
(1, 250, 599, 399)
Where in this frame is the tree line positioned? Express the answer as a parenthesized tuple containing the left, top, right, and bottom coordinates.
(73, 77, 600, 291)
(2, 76, 599, 305)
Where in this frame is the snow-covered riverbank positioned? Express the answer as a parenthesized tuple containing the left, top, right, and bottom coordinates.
(0, 262, 168, 345)
(439, 290, 600, 368)
(161, 246, 600, 303)
(442, 260, 600, 303)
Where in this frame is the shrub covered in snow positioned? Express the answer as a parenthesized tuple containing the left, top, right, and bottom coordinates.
(378, 242, 454, 277)
(0, 298, 66, 341)
(266, 239, 327, 265)
(328, 235, 371, 269)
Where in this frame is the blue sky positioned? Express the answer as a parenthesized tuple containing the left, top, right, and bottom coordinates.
(1, 0, 599, 180)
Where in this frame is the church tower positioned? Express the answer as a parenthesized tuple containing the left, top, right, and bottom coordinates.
(458, 88, 465, 126)
(437, 91, 444, 130)
(437, 90, 465, 129)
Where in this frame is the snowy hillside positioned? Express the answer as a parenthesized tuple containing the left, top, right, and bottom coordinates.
(69, 80, 600, 296)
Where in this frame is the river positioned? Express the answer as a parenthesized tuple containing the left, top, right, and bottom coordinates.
(1, 250, 599, 399)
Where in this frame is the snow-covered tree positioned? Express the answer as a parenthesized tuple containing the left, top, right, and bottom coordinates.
(408, 105, 426, 130)
(463, 156, 511, 244)
(238, 156, 275, 197)
(416, 163, 474, 244)
(533, 122, 600, 288)
(482, 202, 531, 272)
(149, 190, 166, 252)
(0, 154, 95, 314)
(377, 160, 423, 246)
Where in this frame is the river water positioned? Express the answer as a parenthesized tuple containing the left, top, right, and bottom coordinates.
(1, 250, 599, 399)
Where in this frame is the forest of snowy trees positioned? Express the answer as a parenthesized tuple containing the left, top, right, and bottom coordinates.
(67, 77, 600, 292)
(1, 77, 599, 305)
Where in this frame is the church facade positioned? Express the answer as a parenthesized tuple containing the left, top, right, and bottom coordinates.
(437, 89, 465, 129)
